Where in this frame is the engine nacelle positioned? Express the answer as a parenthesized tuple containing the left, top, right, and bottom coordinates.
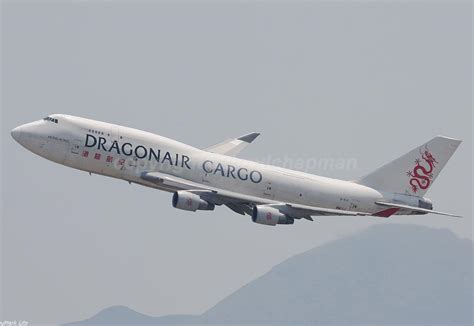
(252, 206, 294, 226)
(172, 191, 215, 212)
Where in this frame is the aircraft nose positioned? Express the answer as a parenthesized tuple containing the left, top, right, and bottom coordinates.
(11, 125, 24, 143)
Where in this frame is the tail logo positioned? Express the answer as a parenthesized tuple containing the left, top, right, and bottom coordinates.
(406, 145, 438, 193)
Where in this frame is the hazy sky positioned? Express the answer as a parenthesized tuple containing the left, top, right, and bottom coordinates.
(1, 1, 472, 324)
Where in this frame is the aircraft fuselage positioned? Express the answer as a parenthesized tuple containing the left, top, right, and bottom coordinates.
(12, 114, 451, 223)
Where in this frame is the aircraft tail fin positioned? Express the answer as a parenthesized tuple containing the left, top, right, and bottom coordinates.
(355, 136, 461, 196)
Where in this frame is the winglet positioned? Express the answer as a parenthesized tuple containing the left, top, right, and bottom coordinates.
(205, 132, 261, 157)
(237, 132, 260, 143)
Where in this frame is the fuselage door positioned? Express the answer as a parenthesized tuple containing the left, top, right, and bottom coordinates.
(70, 138, 82, 154)
(110, 127, 127, 172)
(110, 125, 120, 144)
(129, 156, 138, 167)
(349, 199, 360, 211)
(104, 126, 119, 169)
(263, 181, 275, 199)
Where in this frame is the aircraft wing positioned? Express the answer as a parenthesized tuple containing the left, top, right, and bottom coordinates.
(204, 132, 260, 157)
(141, 171, 370, 220)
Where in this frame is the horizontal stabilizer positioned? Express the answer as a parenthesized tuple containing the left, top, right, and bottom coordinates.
(375, 201, 462, 218)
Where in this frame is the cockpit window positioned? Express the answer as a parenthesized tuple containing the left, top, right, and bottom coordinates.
(43, 116, 58, 124)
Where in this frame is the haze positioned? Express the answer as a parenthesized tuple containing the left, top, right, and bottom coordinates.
(1, 1, 471, 324)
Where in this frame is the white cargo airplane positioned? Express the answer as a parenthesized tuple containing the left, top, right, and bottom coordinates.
(11, 114, 462, 225)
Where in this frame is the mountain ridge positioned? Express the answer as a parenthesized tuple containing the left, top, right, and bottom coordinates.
(68, 224, 473, 325)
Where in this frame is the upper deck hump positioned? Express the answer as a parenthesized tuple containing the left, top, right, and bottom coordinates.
(53, 114, 199, 152)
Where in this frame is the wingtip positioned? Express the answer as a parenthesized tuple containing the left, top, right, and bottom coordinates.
(238, 132, 260, 143)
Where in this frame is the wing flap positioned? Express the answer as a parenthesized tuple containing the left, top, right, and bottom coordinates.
(224, 203, 250, 216)
(269, 203, 370, 218)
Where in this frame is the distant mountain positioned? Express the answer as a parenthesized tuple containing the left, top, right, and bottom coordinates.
(68, 224, 473, 325)
(70, 306, 199, 325)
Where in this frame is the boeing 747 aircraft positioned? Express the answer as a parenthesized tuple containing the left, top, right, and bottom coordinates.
(11, 114, 462, 225)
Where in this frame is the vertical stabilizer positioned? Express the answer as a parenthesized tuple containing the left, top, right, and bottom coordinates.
(356, 136, 461, 196)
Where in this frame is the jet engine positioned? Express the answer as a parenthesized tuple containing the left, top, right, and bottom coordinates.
(252, 206, 294, 226)
(172, 191, 215, 211)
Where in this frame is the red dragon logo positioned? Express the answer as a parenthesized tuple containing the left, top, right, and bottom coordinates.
(406, 145, 438, 193)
